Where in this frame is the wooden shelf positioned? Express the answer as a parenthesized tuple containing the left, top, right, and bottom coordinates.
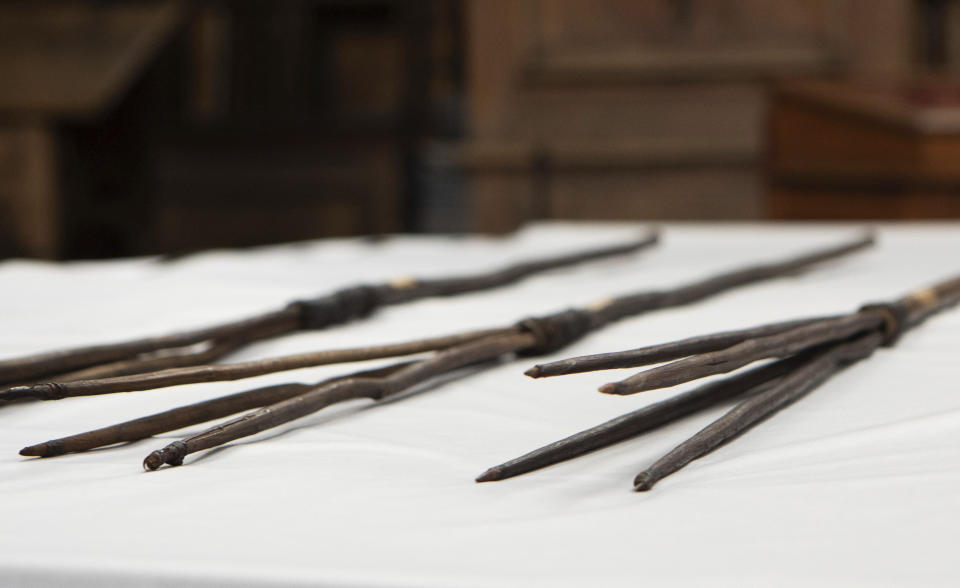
(459, 138, 757, 171)
(527, 43, 839, 85)
(769, 76, 960, 220)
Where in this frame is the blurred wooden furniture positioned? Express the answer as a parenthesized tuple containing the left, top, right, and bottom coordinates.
(0, 0, 183, 258)
(461, 0, 916, 232)
(769, 77, 960, 219)
(147, 0, 432, 253)
(0, 0, 456, 259)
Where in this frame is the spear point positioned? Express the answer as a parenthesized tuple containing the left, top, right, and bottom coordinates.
(633, 471, 657, 492)
(475, 467, 503, 483)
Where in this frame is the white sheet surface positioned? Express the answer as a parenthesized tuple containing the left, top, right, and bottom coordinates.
(0, 223, 957, 588)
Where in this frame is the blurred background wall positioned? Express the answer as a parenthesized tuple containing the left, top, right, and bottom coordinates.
(1, 0, 959, 259)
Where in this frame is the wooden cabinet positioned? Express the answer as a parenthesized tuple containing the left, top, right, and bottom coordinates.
(769, 78, 960, 219)
(461, 0, 916, 232)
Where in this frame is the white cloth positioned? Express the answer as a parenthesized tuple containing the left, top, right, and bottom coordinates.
(0, 223, 958, 588)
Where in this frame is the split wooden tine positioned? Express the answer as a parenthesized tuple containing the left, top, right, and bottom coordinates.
(477, 353, 813, 482)
(632, 332, 883, 491)
(600, 312, 884, 396)
(525, 316, 833, 379)
(21, 361, 415, 458)
(142, 333, 535, 469)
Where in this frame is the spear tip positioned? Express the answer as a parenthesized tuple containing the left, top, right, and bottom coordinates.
(598, 382, 629, 395)
(523, 365, 542, 378)
(633, 471, 657, 492)
(475, 466, 503, 483)
(143, 451, 164, 471)
(19, 443, 46, 457)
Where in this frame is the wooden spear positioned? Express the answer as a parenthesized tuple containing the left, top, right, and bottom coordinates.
(16, 234, 873, 466)
(485, 272, 960, 491)
(0, 233, 658, 387)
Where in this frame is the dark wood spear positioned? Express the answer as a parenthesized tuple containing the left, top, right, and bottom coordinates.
(1, 327, 514, 401)
(0, 233, 658, 387)
(16, 234, 873, 468)
(5, 234, 872, 405)
(488, 272, 960, 491)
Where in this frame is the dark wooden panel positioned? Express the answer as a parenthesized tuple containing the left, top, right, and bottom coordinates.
(768, 77, 960, 220)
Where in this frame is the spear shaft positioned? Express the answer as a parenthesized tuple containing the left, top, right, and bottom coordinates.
(3, 328, 513, 401)
(0, 234, 658, 386)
